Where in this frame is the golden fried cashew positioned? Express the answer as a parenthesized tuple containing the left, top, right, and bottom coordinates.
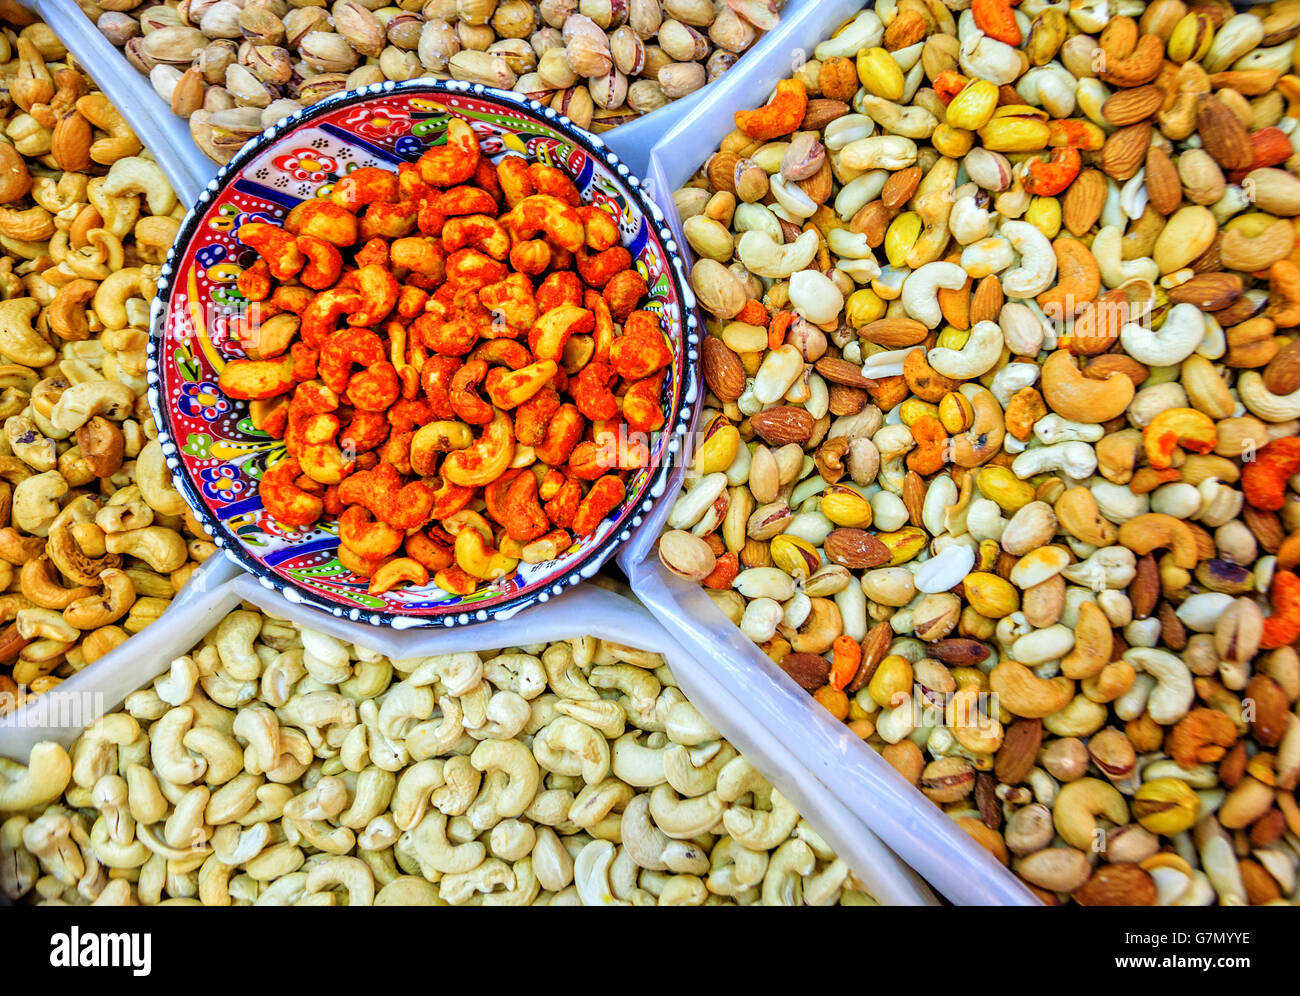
(134, 440, 188, 517)
(989, 661, 1074, 718)
(0, 298, 56, 367)
(75, 94, 142, 165)
(101, 157, 177, 217)
(19, 556, 96, 610)
(46, 279, 97, 342)
(1053, 777, 1129, 850)
(91, 268, 155, 331)
(103, 527, 187, 574)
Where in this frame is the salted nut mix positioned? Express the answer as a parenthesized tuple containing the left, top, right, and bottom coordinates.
(0, 609, 875, 905)
(660, 0, 1300, 906)
(80, 0, 785, 162)
(0, 8, 214, 718)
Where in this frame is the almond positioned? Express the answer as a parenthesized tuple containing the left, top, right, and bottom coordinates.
(970, 275, 1004, 325)
(1166, 272, 1242, 310)
(976, 773, 1001, 829)
(1130, 553, 1159, 619)
(778, 651, 830, 691)
(823, 528, 890, 568)
(800, 98, 849, 131)
(994, 718, 1042, 785)
(1246, 674, 1288, 747)
(1074, 864, 1157, 906)
(1144, 145, 1182, 215)
(1084, 354, 1149, 387)
(1244, 506, 1285, 553)
(859, 317, 928, 347)
(1263, 339, 1300, 395)
(1100, 121, 1152, 180)
(848, 620, 892, 692)
(796, 158, 833, 205)
(881, 165, 921, 210)
(701, 336, 745, 402)
(1101, 84, 1164, 125)
(1196, 94, 1254, 170)
(827, 383, 868, 416)
(928, 638, 990, 666)
(1062, 167, 1106, 236)
(748, 406, 815, 445)
(849, 199, 890, 246)
(814, 356, 873, 389)
(50, 111, 92, 172)
(706, 150, 740, 193)
(902, 470, 925, 527)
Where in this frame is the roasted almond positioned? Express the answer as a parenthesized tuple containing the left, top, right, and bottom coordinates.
(815, 356, 873, 389)
(827, 383, 869, 416)
(1196, 94, 1254, 170)
(1101, 84, 1164, 125)
(902, 470, 925, 527)
(1130, 553, 1160, 619)
(928, 638, 991, 666)
(706, 150, 740, 194)
(994, 719, 1043, 785)
(1062, 167, 1106, 236)
(1144, 145, 1183, 215)
(1074, 864, 1157, 906)
(1167, 272, 1242, 310)
(1100, 121, 1152, 180)
(881, 165, 921, 210)
(823, 528, 891, 569)
(748, 406, 815, 445)
(778, 651, 830, 691)
(859, 317, 928, 347)
(800, 97, 849, 130)
(701, 335, 745, 402)
(1084, 354, 1149, 387)
(848, 620, 892, 693)
(970, 275, 1004, 325)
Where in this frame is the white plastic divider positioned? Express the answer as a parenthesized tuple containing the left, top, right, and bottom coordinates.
(30, 0, 217, 206)
(0, 569, 936, 904)
(631, 0, 1041, 906)
(0, 552, 242, 759)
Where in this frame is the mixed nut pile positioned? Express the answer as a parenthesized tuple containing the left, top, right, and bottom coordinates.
(79, 0, 785, 163)
(221, 119, 669, 595)
(0, 607, 872, 905)
(661, 0, 1300, 905)
(0, 9, 214, 716)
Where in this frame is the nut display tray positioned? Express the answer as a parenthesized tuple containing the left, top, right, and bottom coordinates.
(0, 575, 936, 905)
(630, 0, 1042, 906)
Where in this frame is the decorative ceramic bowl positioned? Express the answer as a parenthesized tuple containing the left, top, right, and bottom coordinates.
(149, 79, 698, 626)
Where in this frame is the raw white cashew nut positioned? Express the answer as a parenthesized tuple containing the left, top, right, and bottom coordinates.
(950, 185, 997, 244)
(761, 838, 815, 906)
(999, 221, 1057, 298)
(648, 784, 725, 839)
(0, 743, 72, 813)
(929, 320, 1004, 379)
(812, 9, 882, 59)
(1093, 226, 1160, 288)
(665, 701, 719, 746)
(214, 610, 262, 682)
(1124, 647, 1195, 724)
(377, 681, 436, 741)
(541, 643, 598, 701)
(470, 739, 540, 820)
(439, 857, 513, 905)
(1034, 413, 1103, 444)
(724, 788, 800, 851)
(804, 858, 852, 906)
(532, 717, 611, 785)
(150, 706, 205, 786)
(901, 261, 968, 328)
(990, 360, 1039, 407)
(482, 653, 546, 700)
(663, 742, 736, 797)
(69, 713, 140, 790)
(1011, 441, 1098, 480)
(573, 838, 628, 906)
(532, 826, 574, 891)
(735, 229, 817, 278)
(1018, 63, 1077, 118)
(410, 651, 483, 696)
(611, 732, 668, 787)
(406, 809, 485, 875)
(620, 792, 671, 871)
(1121, 303, 1205, 366)
(770, 174, 818, 219)
(1237, 371, 1300, 421)
(1062, 546, 1138, 589)
(707, 836, 768, 897)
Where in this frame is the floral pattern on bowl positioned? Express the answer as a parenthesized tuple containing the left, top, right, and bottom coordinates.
(148, 80, 698, 626)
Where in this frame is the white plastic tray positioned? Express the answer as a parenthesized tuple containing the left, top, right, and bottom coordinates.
(34, 0, 808, 190)
(0, 574, 935, 905)
(633, 0, 1041, 906)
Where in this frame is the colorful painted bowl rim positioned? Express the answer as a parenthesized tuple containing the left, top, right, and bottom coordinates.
(147, 78, 699, 628)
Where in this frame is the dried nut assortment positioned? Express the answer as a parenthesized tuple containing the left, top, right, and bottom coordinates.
(0, 11, 214, 716)
(661, 0, 1300, 905)
(222, 121, 671, 596)
(0, 609, 873, 906)
(80, 0, 786, 163)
